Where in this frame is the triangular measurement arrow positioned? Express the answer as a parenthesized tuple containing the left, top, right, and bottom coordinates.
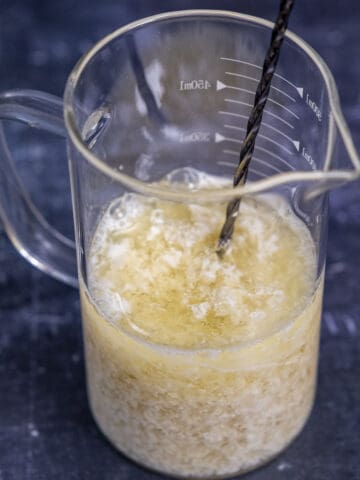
(215, 132, 242, 144)
(215, 132, 225, 143)
(293, 140, 300, 151)
(216, 80, 227, 91)
(296, 87, 304, 98)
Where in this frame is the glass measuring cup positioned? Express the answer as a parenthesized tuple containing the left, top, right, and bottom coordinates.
(0, 9, 359, 479)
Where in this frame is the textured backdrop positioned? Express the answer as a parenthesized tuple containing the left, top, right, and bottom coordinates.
(0, 1, 359, 479)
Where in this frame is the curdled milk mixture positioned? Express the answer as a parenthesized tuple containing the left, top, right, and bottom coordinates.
(80, 170, 323, 478)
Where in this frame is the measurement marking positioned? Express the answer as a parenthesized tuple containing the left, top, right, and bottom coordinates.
(218, 161, 269, 179)
(219, 132, 296, 171)
(224, 124, 293, 155)
(305, 93, 322, 122)
(215, 132, 242, 144)
(250, 157, 283, 174)
(344, 316, 357, 336)
(179, 79, 212, 91)
(227, 85, 254, 95)
(179, 131, 211, 143)
(276, 73, 304, 98)
(217, 81, 299, 119)
(301, 147, 317, 170)
(247, 166, 268, 178)
(220, 57, 304, 97)
(255, 146, 295, 171)
(221, 151, 284, 174)
(224, 99, 295, 129)
(218, 149, 240, 158)
(219, 111, 299, 150)
(324, 313, 338, 335)
(221, 57, 264, 70)
(260, 121, 299, 149)
(225, 72, 259, 82)
(220, 153, 239, 161)
(219, 111, 249, 122)
(268, 98, 299, 119)
(225, 71, 296, 102)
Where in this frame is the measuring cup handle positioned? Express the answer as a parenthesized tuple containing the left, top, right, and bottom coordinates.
(0, 89, 77, 287)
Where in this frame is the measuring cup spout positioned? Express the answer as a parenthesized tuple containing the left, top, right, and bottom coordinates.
(298, 106, 360, 201)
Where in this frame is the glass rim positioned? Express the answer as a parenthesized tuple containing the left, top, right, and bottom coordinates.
(64, 9, 360, 202)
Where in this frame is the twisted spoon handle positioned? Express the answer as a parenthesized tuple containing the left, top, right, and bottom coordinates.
(217, 0, 295, 256)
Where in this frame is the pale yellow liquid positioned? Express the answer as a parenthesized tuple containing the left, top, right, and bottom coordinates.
(81, 171, 323, 478)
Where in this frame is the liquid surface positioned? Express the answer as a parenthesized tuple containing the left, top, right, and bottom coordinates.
(81, 169, 322, 478)
(88, 169, 316, 349)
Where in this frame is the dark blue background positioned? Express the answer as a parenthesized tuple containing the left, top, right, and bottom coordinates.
(0, 1, 359, 479)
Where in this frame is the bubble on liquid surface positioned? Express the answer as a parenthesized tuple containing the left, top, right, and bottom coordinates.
(166, 167, 231, 191)
(151, 209, 165, 225)
(135, 154, 154, 181)
(165, 167, 202, 189)
(108, 193, 146, 231)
